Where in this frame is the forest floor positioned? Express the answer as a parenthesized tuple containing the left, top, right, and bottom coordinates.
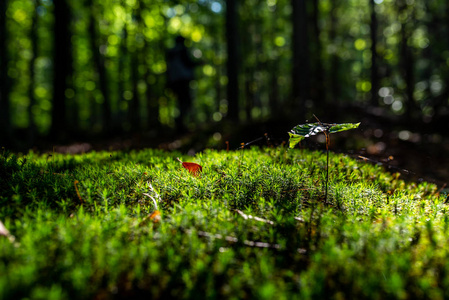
(2, 103, 449, 298)
(33, 108, 448, 191)
(1, 146, 448, 299)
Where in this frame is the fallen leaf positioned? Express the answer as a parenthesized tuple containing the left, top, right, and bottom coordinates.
(149, 210, 161, 223)
(182, 162, 202, 176)
(139, 210, 162, 227)
(177, 158, 202, 176)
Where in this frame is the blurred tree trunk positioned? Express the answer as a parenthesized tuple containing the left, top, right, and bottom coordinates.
(420, 2, 436, 117)
(398, 1, 416, 121)
(213, 41, 223, 115)
(241, 9, 254, 122)
(118, 24, 128, 129)
(311, 0, 324, 104)
(50, 0, 72, 139)
(129, 52, 140, 131)
(440, 3, 449, 122)
(141, 7, 160, 131)
(329, 0, 340, 106)
(433, 2, 449, 115)
(129, 8, 142, 131)
(27, 0, 39, 144)
(88, 0, 111, 133)
(253, 6, 264, 121)
(268, 8, 279, 115)
(369, 0, 379, 106)
(225, 0, 240, 121)
(244, 66, 254, 121)
(144, 42, 159, 130)
(440, 3, 449, 113)
(269, 59, 279, 115)
(0, 0, 11, 144)
(291, 0, 309, 120)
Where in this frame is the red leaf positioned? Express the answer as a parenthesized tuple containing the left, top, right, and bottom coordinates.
(182, 162, 203, 176)
(149, 210, 161, 223)
(139, 210, 162, 227)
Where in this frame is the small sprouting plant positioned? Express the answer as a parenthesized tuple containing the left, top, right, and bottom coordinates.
(288, 116, 360, 202)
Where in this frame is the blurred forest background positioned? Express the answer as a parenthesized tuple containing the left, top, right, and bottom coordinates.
(0, 0, 448, 162)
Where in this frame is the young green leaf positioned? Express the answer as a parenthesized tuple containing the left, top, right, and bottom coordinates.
(328, 122, 361, 134)
(288, 122, 360, 148)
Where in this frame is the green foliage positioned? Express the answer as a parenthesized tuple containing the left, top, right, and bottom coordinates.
(288, 122, 360, 149)
(0, 147, 446, 299)
(5, 0, 447, 135)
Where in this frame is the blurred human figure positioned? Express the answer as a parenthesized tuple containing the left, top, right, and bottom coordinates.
(166, 36, 201, 133)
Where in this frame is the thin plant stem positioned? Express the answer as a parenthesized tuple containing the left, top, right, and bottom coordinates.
(313, 114, 329, 203)
(325, 131, 330, 203)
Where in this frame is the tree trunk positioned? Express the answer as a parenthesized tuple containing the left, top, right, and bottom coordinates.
(118, 25, 128, 129)
(0, 0, 11, 144)
(225, 0, 240, 121)
(291, 0, 309, 120)
(144, 44, 159, 131)
(88, 0, 111, 133)
(433, 2, 449, 115)
(244, 67, 253, 121)
(213, 40, 223, 117)
(28, 0, 39, 144)
(50, 0, 72, 139)
(329, 0, 340, 107)
(130, 51, 141, 131)
(129, 6, 145, 131)
(370, 0, 379, 106)
(398, 1, 416, 121)
(268, 7, 279, 115)
(311, 0, 324, 104)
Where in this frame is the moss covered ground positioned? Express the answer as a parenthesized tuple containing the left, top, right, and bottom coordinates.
(0, 147, 447, 299)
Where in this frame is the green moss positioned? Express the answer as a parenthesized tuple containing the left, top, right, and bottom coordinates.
(0, 147, 446, 299)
